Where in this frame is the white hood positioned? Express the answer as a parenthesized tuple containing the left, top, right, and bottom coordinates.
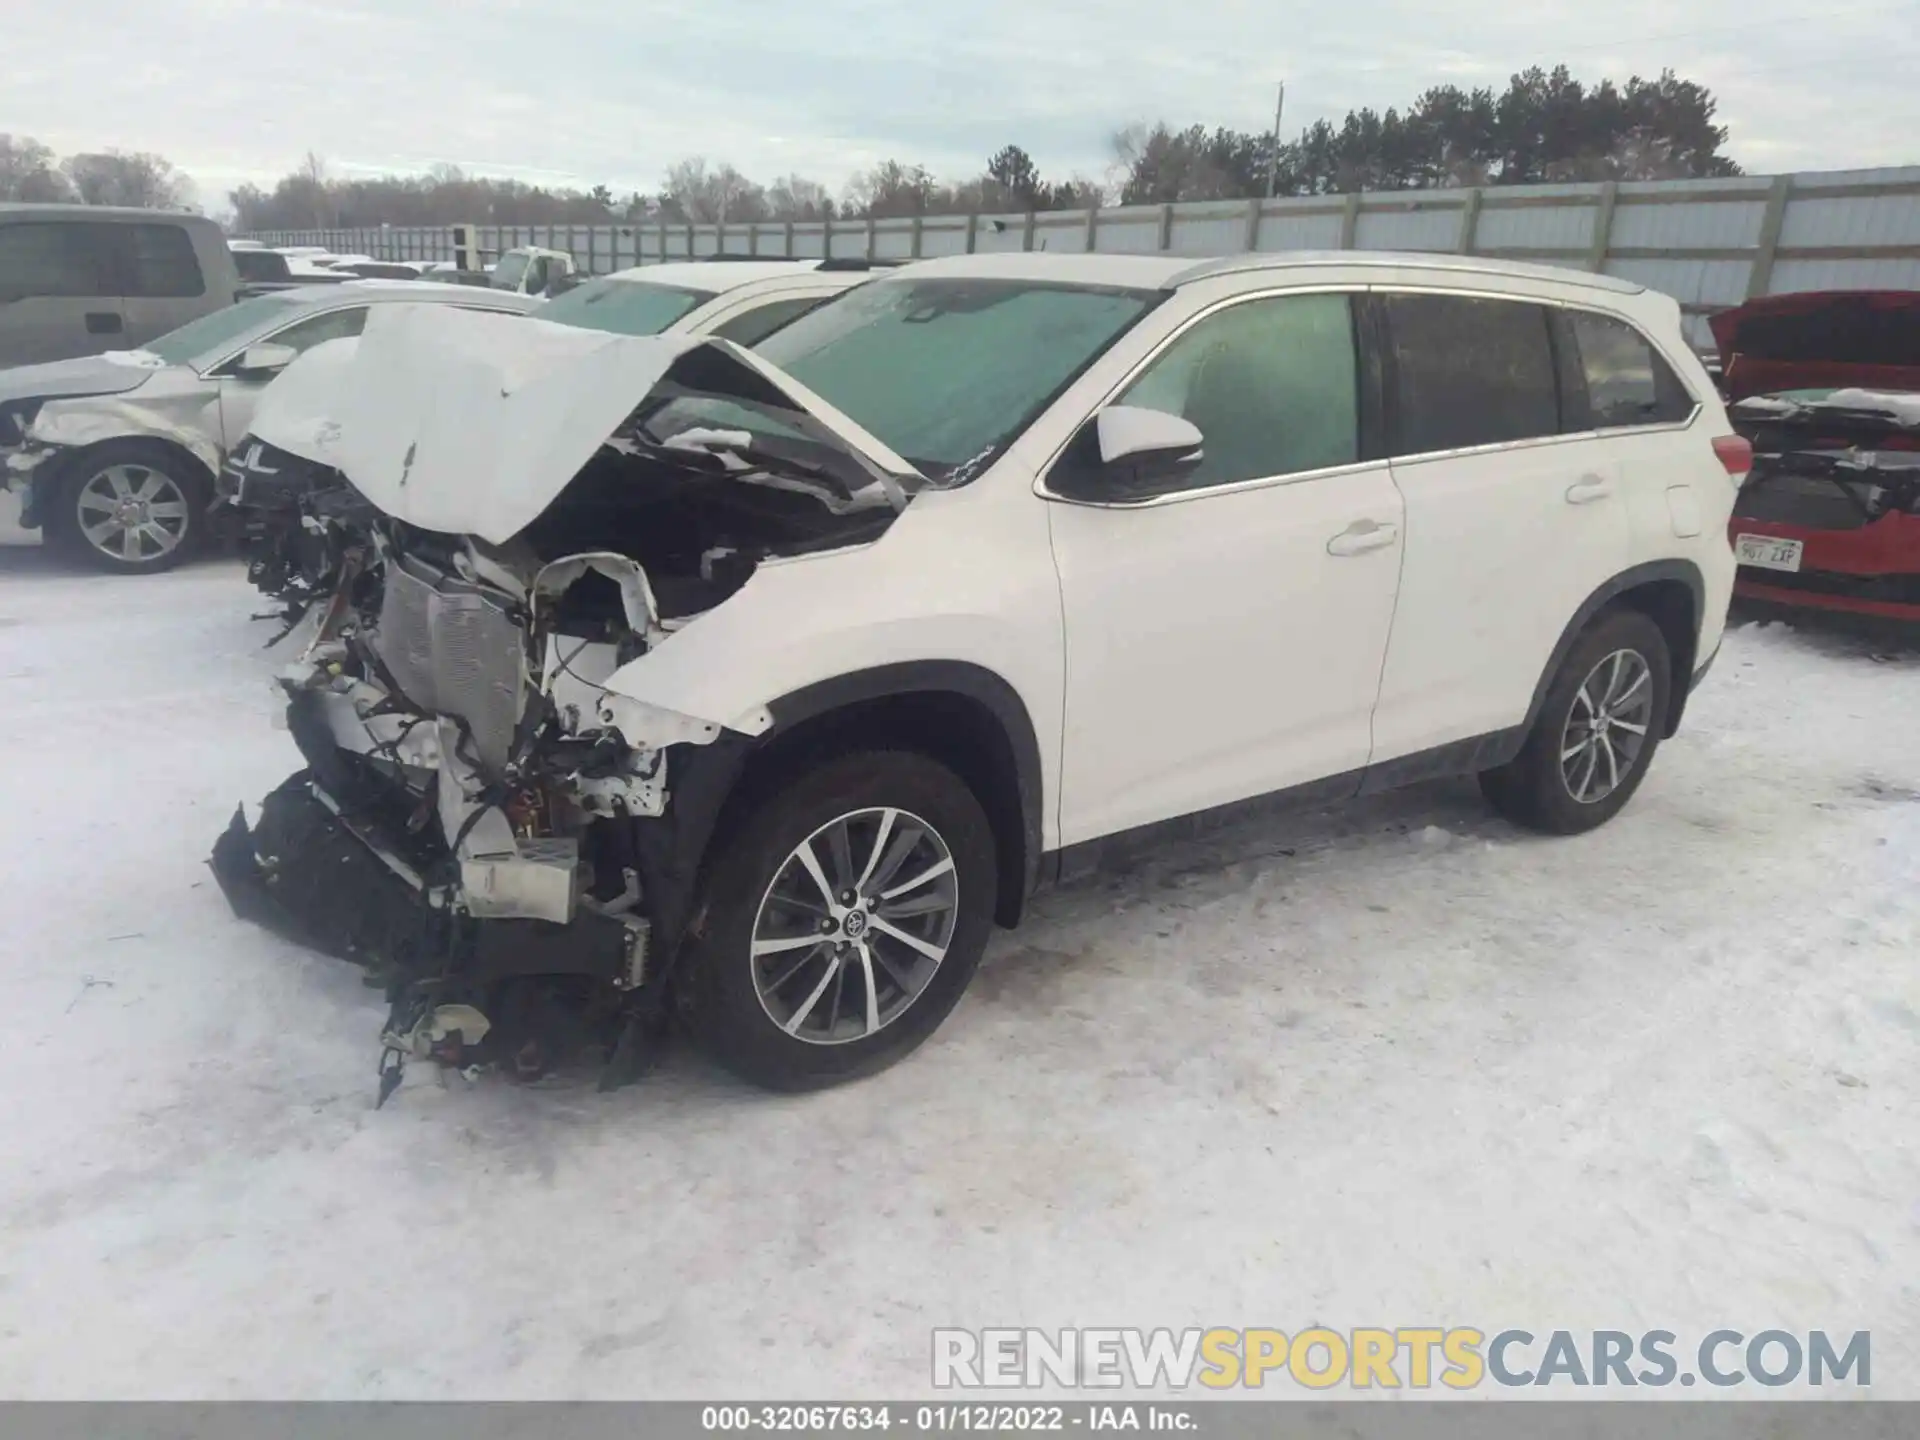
(294, 304, 921, 546)
(249, 335, 362, 466)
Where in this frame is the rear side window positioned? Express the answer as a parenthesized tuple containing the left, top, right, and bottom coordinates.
(120, 224, 206, 298)
(711, 295, 827, 347)
(1382, 293, 1558, 455)
(1116, 292, 1359, 492)
(1561, 310, 1694, 429)
(0, 222, 116, 299)
(232, 250, 292, 282)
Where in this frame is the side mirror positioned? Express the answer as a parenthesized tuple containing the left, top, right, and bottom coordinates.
(235, 341, 297, 377)
(1048, 405, 1205, 504)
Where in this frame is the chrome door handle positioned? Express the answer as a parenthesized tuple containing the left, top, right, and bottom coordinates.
(1327, 520, 1399, 557)
(1566, 475, 1614, 504)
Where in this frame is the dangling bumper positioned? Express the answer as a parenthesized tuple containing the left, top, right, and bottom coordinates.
(209, 770, 646, 995)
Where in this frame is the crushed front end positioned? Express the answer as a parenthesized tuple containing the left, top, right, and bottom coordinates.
(211, 531, 692, 1096)
(210, 311, 921, 1101)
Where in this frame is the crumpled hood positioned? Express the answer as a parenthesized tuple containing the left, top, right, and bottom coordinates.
(317, 304, 922, 545)
(248, 334, 362, 467)
(0, 351, 165, 408)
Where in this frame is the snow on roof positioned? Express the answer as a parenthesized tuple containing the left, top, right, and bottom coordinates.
(599, 260, 833, 292)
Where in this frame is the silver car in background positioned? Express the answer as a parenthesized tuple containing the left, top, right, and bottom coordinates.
(0, 282, 541, 573)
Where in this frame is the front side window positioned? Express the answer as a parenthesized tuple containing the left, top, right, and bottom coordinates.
(232, 250, 292, 282)
(1382, 293, 1559, 455)
(0, 222, 116, 300)
(260, 305, 369, 358)
(540, 277, 713, 336)
(754, 277, 1159, 477)
(120, 224, 205, 298)
(1563, 310, 1695, 429)
(1112, 292, 1359, 493)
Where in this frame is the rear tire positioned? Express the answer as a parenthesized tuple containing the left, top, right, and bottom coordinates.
(686, 750, 997, 1091)
(47, 440, 210, 575)
(1480, 608, 1673, 835)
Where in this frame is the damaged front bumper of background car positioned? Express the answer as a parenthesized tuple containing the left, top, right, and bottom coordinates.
(210, 303, 923, 1101)
(1730, 388, 1920, 626)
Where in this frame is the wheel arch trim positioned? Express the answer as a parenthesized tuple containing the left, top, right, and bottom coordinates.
(759, 660, 1045, 924)
(1522, 559, 1707, 740)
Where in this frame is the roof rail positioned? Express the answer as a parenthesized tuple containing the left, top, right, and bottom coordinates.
(817, 258, 907, 271)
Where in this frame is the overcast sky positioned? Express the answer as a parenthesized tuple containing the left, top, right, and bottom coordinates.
(8, 0, 1917, 214)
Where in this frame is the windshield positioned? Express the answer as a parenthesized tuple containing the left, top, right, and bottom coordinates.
(540, 277, 714, 336)
(492, 251, 529, 290)
(752, 278, 1158, 476)
(143, 294, 307, 366)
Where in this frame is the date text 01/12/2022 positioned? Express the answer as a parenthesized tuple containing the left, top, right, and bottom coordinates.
(699, 1404, 1196, 1431)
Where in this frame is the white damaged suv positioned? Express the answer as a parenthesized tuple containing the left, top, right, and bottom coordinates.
(211, 251, 1744, 1095)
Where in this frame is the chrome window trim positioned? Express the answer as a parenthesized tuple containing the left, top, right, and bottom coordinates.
(1033, 282, 1375, 510)
(1034, 276, 1706, 508)
(1367, 284, 1704, 464)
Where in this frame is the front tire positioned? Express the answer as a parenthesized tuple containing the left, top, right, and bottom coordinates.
(1480, 608, 1673, 835)
(686, 751, 997, 1091)
(47, 441, 209, 575)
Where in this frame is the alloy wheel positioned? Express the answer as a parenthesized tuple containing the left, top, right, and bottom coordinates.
(75, 464, 192, 565)
(750, 806, 959, 1046)
(1559, 647, 1656, 805)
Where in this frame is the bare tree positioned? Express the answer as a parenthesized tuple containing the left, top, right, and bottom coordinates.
(661, 158, 768, 224)
(60, 150, 189, 208)
(0, 134, 72, 201)
(764, 173, 834, 220)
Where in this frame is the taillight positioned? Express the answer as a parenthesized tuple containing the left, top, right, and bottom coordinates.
(1712, 434, 1753, 481)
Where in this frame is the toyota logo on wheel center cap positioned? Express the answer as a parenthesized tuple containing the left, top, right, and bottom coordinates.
(841, 911, 869, 939)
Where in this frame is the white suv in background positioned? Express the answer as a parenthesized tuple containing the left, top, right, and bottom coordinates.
(534, 257, 892, 344)
(213, 250, 1744, 1095)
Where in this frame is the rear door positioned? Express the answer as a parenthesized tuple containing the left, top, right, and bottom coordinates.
(1368, 289, 1631, 764)
(113, 222, 210, 348)
(0, 220, 124, 364)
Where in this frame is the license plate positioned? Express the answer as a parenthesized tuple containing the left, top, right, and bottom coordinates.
(1734, 533, 1804, 572)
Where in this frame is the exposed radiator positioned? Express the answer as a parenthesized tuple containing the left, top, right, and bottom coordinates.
(377, 556, 526, 775)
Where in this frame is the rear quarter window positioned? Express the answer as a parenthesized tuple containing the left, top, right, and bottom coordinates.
(121, 224, 206, 298)
(1560, 310, 1695, 430)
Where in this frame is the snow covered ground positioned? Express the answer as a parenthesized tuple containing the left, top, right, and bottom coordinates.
(0, 546, 1915, 1400)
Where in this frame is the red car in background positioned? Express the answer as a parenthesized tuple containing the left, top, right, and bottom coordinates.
(1717, 291, 1920, 627)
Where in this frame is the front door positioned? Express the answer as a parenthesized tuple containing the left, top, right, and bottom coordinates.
(1045, 290, 1405, 847)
